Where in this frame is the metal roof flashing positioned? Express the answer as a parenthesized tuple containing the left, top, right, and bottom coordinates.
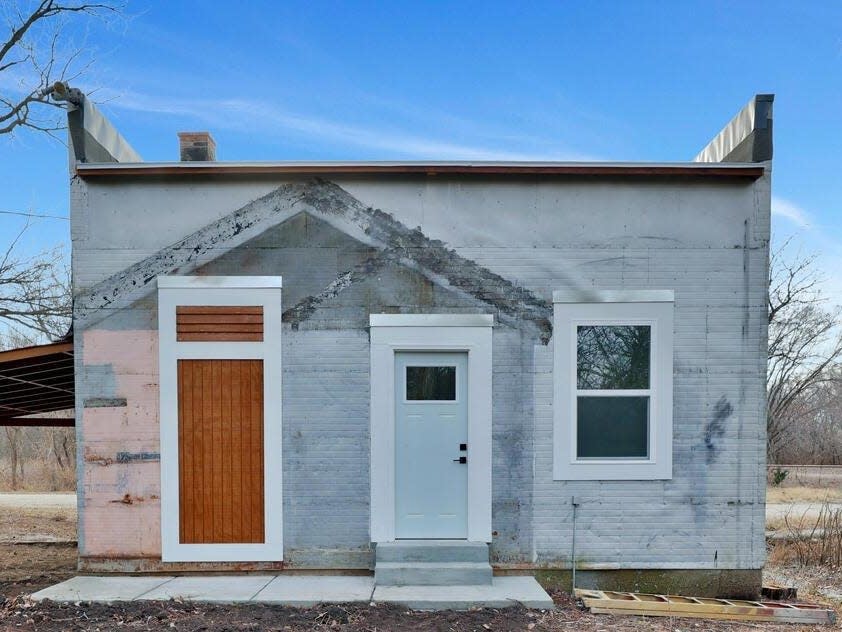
(74, 160, 765, 180)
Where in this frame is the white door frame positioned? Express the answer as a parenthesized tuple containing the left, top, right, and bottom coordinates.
(369, 314, 493, 543)
(158, 275, 283, 562)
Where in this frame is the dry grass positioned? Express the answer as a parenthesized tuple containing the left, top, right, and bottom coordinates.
(768, 465, 842, 489)
(768, 513, 817, 532)
(768, 485, 842, 504)
(766, 483, 842, 531)
(0, 457, 75, 492)
(0, 506, 76, 541)
(768, 501, 842, 571)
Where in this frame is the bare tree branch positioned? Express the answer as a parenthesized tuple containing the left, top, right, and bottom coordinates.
(0, 221, 70, 343)
(0, 0, 123, 137)
(767, 241, 842, 463)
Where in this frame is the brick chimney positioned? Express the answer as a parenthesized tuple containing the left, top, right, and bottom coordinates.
(178, 131, 216, 161)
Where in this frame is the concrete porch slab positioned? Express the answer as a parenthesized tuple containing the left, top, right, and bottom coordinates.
(254, 575, 375, 606)
(31, 576, 175, 602)
(138, 575, 275, 602)
(29, 574, 553, 610)
(372, 576, 554, 610)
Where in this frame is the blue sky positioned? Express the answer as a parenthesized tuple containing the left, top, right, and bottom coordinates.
(1, 0, 840, 304)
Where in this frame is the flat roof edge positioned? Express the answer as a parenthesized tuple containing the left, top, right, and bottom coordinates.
(75, 161, 765, 180)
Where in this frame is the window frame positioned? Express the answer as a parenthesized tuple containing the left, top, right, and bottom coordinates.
(553, 290, 674, 480)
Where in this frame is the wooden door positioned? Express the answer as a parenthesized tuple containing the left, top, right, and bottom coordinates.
(177, 359, 264, 544)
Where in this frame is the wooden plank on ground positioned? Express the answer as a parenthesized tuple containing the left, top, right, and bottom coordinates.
(576, 589, 835, 625)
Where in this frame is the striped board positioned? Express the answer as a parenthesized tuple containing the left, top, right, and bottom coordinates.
(176, 305, 264, 341)
(575, 589, 836, 625)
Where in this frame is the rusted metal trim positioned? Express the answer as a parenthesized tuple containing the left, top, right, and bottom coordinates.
(75, 163, 765, 179)
(83, 397, 128, 408)
(0, 341, 73, 363)
(0, 417, 74, 427)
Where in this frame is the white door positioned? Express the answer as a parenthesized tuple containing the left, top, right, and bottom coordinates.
(395, 352, 468, 539)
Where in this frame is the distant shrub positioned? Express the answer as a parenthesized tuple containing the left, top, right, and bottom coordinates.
(771, 467, 789, 487)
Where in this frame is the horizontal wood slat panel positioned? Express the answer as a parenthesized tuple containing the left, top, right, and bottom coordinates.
(178, 306, 263, 315)
(178, 333, 263, 342)
(178, 324, 263, 333)
(178, 359, 264, 544)
(176, 306, 263, 342)
(177, 314, 263, 324)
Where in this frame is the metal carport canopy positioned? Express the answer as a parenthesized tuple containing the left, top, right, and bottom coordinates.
(0, 339, 74, 426)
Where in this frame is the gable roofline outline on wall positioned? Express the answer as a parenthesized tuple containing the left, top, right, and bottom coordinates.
(74, 179, 556, 340)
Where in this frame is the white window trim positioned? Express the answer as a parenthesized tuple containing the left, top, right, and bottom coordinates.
(158, 276, 283, 562)
(369, 313, 493, 543)
(553, 290, 674, 480)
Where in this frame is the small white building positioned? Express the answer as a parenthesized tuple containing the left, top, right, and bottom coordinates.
(68, 95, 772, 597)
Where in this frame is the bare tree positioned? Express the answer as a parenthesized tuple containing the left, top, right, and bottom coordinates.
(0, 221, 70, 343)
(1, 0, 121, 136)
(774, 369, 842, 465)
(3, 427, 22, 489)
(768, 241, 842, 462)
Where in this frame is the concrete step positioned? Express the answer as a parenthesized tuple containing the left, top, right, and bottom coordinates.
(375, 561, 493, 586)
(375, 540, 489, 564)
(372, 576, 555, 610)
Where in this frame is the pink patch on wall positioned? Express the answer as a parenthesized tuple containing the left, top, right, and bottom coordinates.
(82, 330, 158, 374)
(82, 497, 161, 557)
(80, 329, 162, 558)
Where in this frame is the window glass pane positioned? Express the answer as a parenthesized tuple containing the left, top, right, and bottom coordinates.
(406, 366, 456, 400)
(577, 396, 649, 458)
(577, 325, 650, 389)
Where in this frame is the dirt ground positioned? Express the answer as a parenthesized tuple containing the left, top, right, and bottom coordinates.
(0, 505, 76, 543)
(0, 502, 840, 631)
(2, 592, 839, 632)
(0, 502, 77, 601)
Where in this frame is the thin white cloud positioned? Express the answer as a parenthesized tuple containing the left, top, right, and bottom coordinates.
(100, 91, 595, 161)
(772, 195, 812, 228)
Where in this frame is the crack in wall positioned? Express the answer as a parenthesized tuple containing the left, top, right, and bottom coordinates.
(281, 253, 387, 329)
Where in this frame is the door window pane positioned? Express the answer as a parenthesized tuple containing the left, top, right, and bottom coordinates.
(577, 325, 651, 389)
(577, 396, 649, 458)
(406, 366, 456, 401)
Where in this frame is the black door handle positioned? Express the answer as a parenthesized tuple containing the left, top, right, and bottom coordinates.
(453, 456, 467, 464)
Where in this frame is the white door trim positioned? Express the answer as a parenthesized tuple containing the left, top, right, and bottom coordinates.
(158, 276, 283, 562)
(369, 314, 493, 543)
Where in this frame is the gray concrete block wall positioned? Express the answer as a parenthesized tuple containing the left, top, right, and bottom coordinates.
(282, 329, 371, 565)
(522, 244, 767, 570)
(71, 172, 770, 573)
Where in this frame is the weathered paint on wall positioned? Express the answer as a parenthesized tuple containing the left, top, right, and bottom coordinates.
(78, 329, 160, 558)
(72, 171, 769, 575)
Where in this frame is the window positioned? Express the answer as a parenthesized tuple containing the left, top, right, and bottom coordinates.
(406, 365, 457, 401)
(553, 291, 674, 480)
